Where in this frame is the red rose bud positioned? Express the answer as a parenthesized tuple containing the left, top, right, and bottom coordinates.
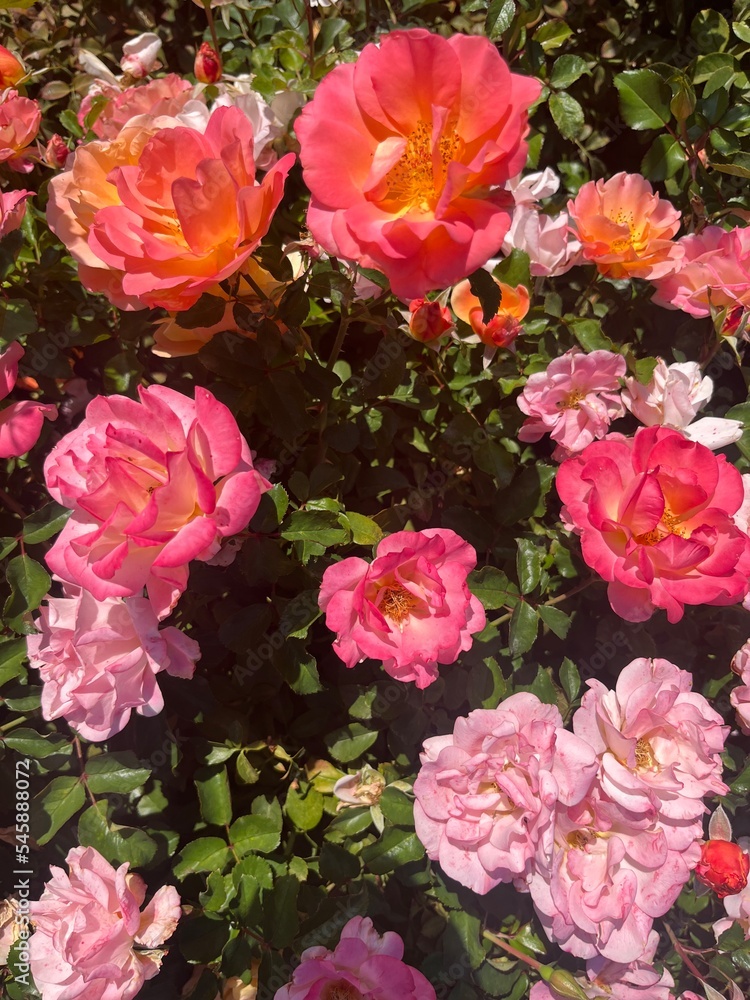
(44, 134, 69, 169)
(194, 42, 222, 84)
(695, 840, 750, 898)
(408, 298, 453, 343)
(0, 45, 25, 88)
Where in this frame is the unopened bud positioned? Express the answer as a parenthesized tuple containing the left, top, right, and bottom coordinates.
(539, 966, 592, 1000)
(194, 42, 222, 84)
(407, 298, 453, 343)
(44, 134, 69, 169)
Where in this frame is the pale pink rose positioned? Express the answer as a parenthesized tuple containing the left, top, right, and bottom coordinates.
(622, 358, 741, 450)
(27, 586, 200, 741)
(530, 930, 674, 1000)
(0, 898, 19, 965)
(502, 206, 582, 278)
(333, 768, 386, 809)
(731, 641, 750, 736)
(52, 105, 294, 311)
(318, 528, 486, 689)
(506, 168, 561, 206)
(296, 28, 541, 301)
(572, 657, 728, 852)
(0, 89, 40, 173)
(714, 837, 750, 941)
(30, 846, 181, 1000)
(517, 348, 626, 460)
(568, 172, 683, 280)
(120, 33, 162, 79)
(557, 426, 750, 622)
(413, 694, 598, 894)
(0, 188, 30, 238)
(43, 384, 270, 617)
(274, 916, 436, 1000)
(78, 73, 198, 139)
(0, 341, 56, 457)
(651, 226, 750, 318)
(529, 789, 699, 962)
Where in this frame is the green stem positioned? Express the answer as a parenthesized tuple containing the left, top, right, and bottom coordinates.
(483, 931, 545, 972)
(0, 714, 28, 734)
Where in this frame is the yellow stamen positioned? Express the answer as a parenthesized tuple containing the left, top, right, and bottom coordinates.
(636, 506, 690, 546)
(558, 389, 586, 410)
(635, 737, 657, 769)
(385, 119, 461, 212)
(379, 585, 417, 624)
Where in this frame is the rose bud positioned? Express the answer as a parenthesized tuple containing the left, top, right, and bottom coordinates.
(695, 840, 750, 898)
(0, 46, 25, 88)
(194, 42, 222, 84)
(407, 297, 453, 343)
(44, 134, 69, 169)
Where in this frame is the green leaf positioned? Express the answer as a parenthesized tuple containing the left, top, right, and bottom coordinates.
(530, 665, 558, 705)
(614, 69, 673, 130)
(691, 8, 731, 51)
(516, 538, 542, 595)
(4, 555, 50, 628)
(641, 135, 686, 181)
(274, 641, 322, 695)
(486, 0, 515, 39)
(3, 728, 72, 759)
(550, 55, 590, 89)
(509, 602, 539, 657)
(174, 837, 232, 879)
(570, 318, 615, 352)
(196, 766, 233, 826)
(325, 723, 379, 763)
(78, 802, 158, 867)
(447, 910, 486, 969)
(265, 874, 299, 948)
(361, 829, 425, 874)
(467, 267, 500, 323)
(175, 294, 228, 330)
(492, 248, 532, 291)
(344, 511, 383, 545)
(549, 92, 585, 140)
(281, 510, 350, 547)
(379, 786, 414, 826)
(468, 567, 520, 610)
(0, 637, 29, 687)
(229, 814, 281, 855)
(534, 19, 572, 52)
(538, 604, 571, 639)
(285, 785, 324, 831)
(32, 776, 86, 846)
(319, 841, 361, 883)
(22, 502, 72, 545)
(559, 657, 581, 702)
(0, 300, 38, 341)
(85, 752, 151, 794)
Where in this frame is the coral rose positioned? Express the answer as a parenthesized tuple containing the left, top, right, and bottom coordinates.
(413, 694, 598, 894)
(0, 189, 31, 238)
(48, 105, 293, 311)
(0, 89, 40, 173)
(296, 28, 541, 300)
(696, 840, 750, 898)
(78, 73, 198, 140)
(451, 276, 529, 362)
(30, 846, 181, 1000)
(407, 297, 453, 343)
(0, 341, 56, 457)
(568, 172, 683, 279)
(572, 657, 728, 852)
(318, 527, 485, 689)
(43, 384, 270, 617)
(622, 358, 742, 450)
(517, 348, 626, 460)
(529, 789, 699, 962)
(274, 916, 436, 1000)
(27, 586, 200, 741)
(0, 46, 24, 88)
(556, 425, 750, 622)
(651, 225, 750, 319)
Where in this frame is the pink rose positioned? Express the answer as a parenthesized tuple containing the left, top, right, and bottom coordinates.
(517, 348, 626, 460)
(296, 28, 541, 300)
(0, 89, 40, 172)
(30, 846, 181, 1000)
(530, 930, 675, 1000)
(731, 640, 750, 736)
(557, 426, 750, 622)
(622, 358, 742, 450)
(0, 188, 30, 238)
(0, 341, 56, 458)
(318, 528, 486, 689)
(502, 207, 582, 278)
(274, 916, 436, 1000)
(119, 32, 162, 79)
(413, 694, 598, 894)
(651, 226, 750, 318)
(572, 657, 728, 851)
(529, 790, 698, 962)
(43, 384, 269, 617)
(78, 73, 197, 139)
(27, 586, 200, 741)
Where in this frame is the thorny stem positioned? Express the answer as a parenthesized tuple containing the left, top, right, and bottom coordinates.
(664, 923, 707, 984)
(73, 736, 98, 809)
(0, 487, 25, 518)
(483, 930, 545, 972)
(488, 577, 596, 628)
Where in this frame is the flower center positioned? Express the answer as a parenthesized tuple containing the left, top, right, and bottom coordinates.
(385, 119, 462, 213)
(379, 584, 417, 624)
(635, 737, 657, 769)
(321, 980, 364, 1000)
(558, 389, 586, 410)
(636, 506, 690, 546)
(567, 830, 593, 851)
